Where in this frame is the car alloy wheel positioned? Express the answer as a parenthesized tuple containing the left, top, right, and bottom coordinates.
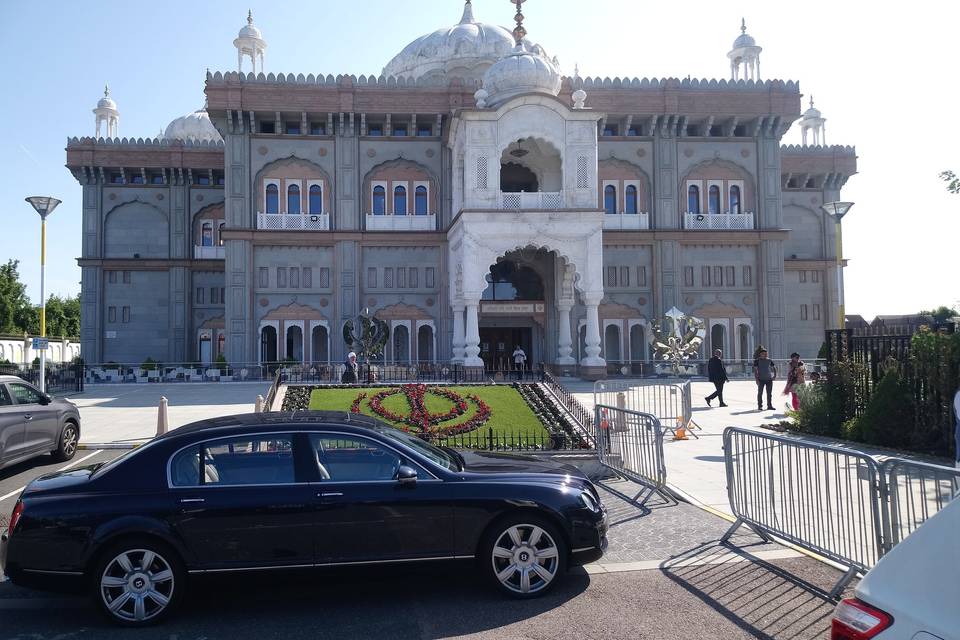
(61, 425, 78, 458)
(490, 523, 560, 595)
(99, 548, 175, 623)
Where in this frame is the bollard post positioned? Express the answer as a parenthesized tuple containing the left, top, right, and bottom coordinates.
(255, 394, 264, 414)
(156, 396, 168, 437)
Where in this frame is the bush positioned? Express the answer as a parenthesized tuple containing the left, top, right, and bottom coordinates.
(140, 357, 157, 371)
(792, 383, 831, 435)
(847, 368, 916, 450)
(215, 353, 229, 374)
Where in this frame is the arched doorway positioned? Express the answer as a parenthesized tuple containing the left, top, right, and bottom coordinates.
(417, 325, 434, 362)
(604, 324, 622, 362)
(738, 324, 751, 363)
(286, 325, 303, 362)
(711, 324, 726, 356)
(479, 257, 546, 373)
(260, 326, 278, 363)
(629, 324, 646, 374)
(311, 325, 329, 364)
(392, 325, 410, 363)
(499, 138, 562, 193)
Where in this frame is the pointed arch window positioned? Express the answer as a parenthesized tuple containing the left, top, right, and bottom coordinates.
(604, 185, 617, 215)
(708, 185, 721, 215)
(729, 185, 741, 215)
(287, 184, 301, 214)
(373, 186, 386, 215)
(265, 183, 279, 214)
(415, 185, 428, 215)
(625, 185, 638, 214)
(309, 184, 322, 214)
(201, 223, 213, 247)
(687, 185, 700, 213)
(394, 185, 407, 216)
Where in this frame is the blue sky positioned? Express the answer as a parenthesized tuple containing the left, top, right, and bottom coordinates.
(1, 0, 957, 318)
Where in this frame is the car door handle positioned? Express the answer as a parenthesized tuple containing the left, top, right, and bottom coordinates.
(180, 498, 205, 504)
(318, 492, 344, 498)
(23, 414, 32, 421)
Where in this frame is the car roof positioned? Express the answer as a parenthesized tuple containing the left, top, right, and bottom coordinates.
(156, 410, 391, 442)
(0, 375, 28, 383)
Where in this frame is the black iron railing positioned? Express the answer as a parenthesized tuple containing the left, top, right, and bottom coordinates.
(0, 362, 84, 394)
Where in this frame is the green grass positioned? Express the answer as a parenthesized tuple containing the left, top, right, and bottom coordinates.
(307, 385, 548, 437)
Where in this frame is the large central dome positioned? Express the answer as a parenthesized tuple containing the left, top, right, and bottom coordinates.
(382, 1, 547, 83)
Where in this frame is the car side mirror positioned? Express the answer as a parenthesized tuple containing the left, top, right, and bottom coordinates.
(39, 394, 51, 405)
(397, 465, 418, 486)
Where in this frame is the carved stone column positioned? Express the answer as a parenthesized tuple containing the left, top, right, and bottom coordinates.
(556, 303, 575, 365)
(451, 303, 465, 362)
(463, 302, 483, 367)
(580, 294, 605, 378)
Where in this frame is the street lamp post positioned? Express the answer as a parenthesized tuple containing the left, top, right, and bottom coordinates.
(820, 201, 854, 329)
(25, 196, 62, 393)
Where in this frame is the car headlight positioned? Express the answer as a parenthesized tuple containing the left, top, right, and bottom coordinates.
(579, 491, 600, 512)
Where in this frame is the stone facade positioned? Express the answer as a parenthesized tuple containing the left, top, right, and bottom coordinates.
(66, 5, 857, 372)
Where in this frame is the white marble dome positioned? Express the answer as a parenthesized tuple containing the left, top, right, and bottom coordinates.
(480, 42, 562, 107)
(733, 32, 756, 48)
(97, 87, 117, 110)
(163, 109, 222, 143)
(383, 1, 543, 82)
(237, 11, 263, 40)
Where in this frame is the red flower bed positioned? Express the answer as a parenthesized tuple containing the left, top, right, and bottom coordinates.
(356, 384, 491, 435)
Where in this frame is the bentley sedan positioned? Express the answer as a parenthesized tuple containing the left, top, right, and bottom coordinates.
(1, 411, 608, 626)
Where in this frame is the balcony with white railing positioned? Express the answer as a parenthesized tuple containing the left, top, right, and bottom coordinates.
(684, 211, 755, 230)
(194, 245, 225, 259)
(257, 212, 330, 231)
(500, 191, 565, 210)
(602, 212, 650, 230)
(365, 213, 436, 231)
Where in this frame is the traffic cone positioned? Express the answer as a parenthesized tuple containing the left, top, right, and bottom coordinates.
(674, 417, 688, 441)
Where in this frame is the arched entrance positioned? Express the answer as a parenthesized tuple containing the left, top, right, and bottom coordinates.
(311, 325, 329, 364)
(499, 138, 562, 192)
(260, 325, 278, 363)
(286, 325, 303, 362)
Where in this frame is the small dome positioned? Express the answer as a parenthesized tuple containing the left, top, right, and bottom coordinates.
(383, 1, 545, 82)
(237, 10, 263, 41)
(732, 18, 759, 49)
(163, 109, 222, 143)
(802, 97, 822, 119)
(481, 42, 562, 107)
(96, 86, 117, 111)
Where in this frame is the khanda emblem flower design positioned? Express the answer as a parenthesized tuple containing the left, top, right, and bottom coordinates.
(650, 307, 706, 375)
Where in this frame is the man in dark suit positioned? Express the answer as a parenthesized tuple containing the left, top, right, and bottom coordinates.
(705, 349, 729, 407)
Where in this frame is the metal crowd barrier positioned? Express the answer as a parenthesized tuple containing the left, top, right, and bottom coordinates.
(882, 458, 960, 547)
(722, 427, 960, 599)
(594, 404, 667, 506)
(594, 379, 697, 439)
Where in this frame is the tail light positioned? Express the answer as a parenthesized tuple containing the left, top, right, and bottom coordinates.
(831, 598, 893, 639)
(7, 501, 23, 537)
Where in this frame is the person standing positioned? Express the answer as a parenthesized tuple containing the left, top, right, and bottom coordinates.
(753, 348, 777, 411)
(341, 351, 359, 384)
(704, 349, 729, 407)
(512, 345, 527, 380)
(783, 352, 806, 411)
(954, 386, 960, 470)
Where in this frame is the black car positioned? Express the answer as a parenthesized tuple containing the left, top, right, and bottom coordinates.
(1, 411, 608, 626)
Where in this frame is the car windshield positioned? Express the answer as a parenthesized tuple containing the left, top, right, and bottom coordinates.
(374, 426, 460, 471)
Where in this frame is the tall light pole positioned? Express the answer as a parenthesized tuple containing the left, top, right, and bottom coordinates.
(25, 196, 62, 393)
(820, 201, 854, 329)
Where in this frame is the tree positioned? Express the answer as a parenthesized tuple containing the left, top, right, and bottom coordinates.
(920, 306, 959, 323)
(45, 295, 81, 337)
(940, 170, 960, 194)
(0, 260, 33, 335)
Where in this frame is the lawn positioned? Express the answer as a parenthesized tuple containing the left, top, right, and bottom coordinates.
(306, 385, 548, 438)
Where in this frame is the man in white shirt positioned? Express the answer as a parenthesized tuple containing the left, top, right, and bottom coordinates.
(512, 345, 527, 380)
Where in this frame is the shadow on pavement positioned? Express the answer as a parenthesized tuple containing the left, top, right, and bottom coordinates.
(660, 543, 844, 640)
(0, 563, 590, 639)
(72, 382, 270, 409)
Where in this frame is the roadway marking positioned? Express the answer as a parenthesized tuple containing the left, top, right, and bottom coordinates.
(0, 450, 104, 504)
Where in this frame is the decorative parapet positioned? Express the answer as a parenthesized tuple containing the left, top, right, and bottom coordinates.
(67, 136, 223, 148)
(781, 145, 858, 186)
(571, 76, 799, 92)
(205, 69, 468, 88)
(65, 137, 224, 185)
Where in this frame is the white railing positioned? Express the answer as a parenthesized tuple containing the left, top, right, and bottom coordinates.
(257, 212, 330, 231)
(602, 212, 650, 230)
(500, 191, 565, 210)
(684, 212, 754, 230)
(194, 245, 225, 259)
(365, 213, 436, 231)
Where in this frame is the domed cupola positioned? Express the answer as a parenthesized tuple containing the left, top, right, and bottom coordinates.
(798, 96, 826, 146)
(234, 10, 267, 73)
(93, 85, 120, 138)
(382, 1, 547, 83)
(475, 1, 561, 109)
(163, 108, 222, 143)
(727, 18, 762, 81)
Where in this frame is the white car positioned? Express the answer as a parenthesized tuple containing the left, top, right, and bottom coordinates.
(831, 495, 959, 639)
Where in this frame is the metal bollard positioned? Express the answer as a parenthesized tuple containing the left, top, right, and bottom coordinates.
(255, 394, 264, 414)
(156, 396, 169, 436)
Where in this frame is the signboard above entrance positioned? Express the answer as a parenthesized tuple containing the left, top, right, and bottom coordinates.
(480, 303, 545, 315)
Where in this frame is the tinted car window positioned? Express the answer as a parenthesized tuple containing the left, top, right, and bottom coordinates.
(0, 385, 11, 406)
(313, 435, 402, 481)
(190, 435, 295, 486)
(9, 383, 42, 405)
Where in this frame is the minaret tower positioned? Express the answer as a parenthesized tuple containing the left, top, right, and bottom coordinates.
(799, 96, 827, 146)
(727, 18, 762, 81)
(93, 85, 119, 138)
(234, 10, 267, 73)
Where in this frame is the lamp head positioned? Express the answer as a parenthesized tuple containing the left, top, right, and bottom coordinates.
(820, 200, 854, 221)
(25, 196, 62, 219)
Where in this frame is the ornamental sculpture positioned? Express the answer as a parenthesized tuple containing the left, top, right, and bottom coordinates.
(650, 306, 706, 375)
(342, 308, 390, 371)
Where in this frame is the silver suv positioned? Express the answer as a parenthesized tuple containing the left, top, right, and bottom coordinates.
(0, 375, 80, 470)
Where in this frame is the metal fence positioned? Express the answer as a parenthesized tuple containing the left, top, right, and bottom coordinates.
(722, 427, 960, 598)
(602, 358, 828, 379)
(542, 372, 596, 446)
(422, 429, 584, 451)
(0, 362, 84, 394)
(594, 379, 696, 438)
(594, 404, 667, 506)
